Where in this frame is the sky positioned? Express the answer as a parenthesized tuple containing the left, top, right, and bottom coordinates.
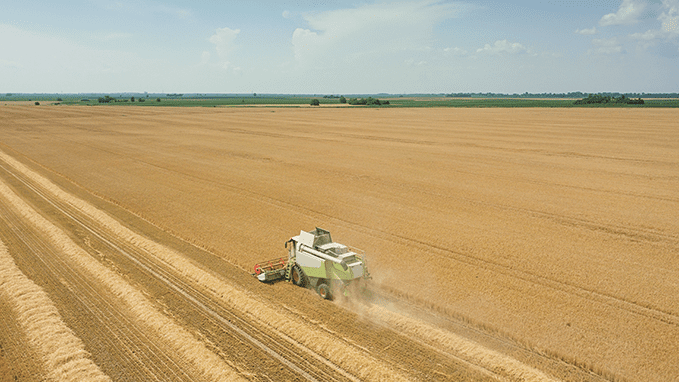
(1, 0, 677, 94)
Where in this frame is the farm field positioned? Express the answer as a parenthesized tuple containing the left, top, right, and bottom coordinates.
(0, 105, 677, 381)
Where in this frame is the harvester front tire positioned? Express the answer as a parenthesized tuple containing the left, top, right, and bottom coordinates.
(291, 265, 307, 287)
(317, 283, 332, 300)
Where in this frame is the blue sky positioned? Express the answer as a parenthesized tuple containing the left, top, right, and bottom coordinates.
(1, 0, 677, 93)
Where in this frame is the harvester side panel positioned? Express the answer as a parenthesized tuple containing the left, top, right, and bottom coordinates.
(348, 262, 364, 278)
(296, 250, 326, 278)
(327, 261, 351, 280)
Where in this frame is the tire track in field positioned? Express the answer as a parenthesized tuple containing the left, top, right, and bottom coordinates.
(0, 174, 247, 381)
(360, 291, 610, 382)
(0, 159, 357, 381)
(366, 305, 560, 382)
(0, 143, 572, 382)
(197, 124, 679, 203)
(1, 154, 519, 382)
(4, 141, 675, 369)
(46, 133, 679, 249)
(71, 143, 679, 327)
(9, 135, 676, 244)
(351, 222, 679, 326)
(0, 240, 110, 382)
(0, 202, 194, 381)
(254, 184, 679, 326)
(52, 133, 679, 245)
(0, 150, 411, 380)
(25, 184, 353, 382)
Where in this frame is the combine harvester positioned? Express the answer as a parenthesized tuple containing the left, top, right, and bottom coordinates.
(254, 228, 371, 299)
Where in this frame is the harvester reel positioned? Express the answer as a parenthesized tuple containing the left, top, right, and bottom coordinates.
(291, 265, 308, 287)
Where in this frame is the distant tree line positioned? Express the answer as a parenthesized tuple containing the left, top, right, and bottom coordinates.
(444, 92, 678, 99)
(97, 95, 137, 103)
(3, 92, 678, 101)
(309, 96, 390, 106)
(98, 95, 115, 103)
(574, 94, 644, 105)
(347, 97, 389, 105)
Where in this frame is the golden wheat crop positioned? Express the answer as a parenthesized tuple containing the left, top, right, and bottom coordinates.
(0, 147, 410, 382)
(1, 105, 677, 381)
(0, 176, 247, 382)
(0, 240, 110, 382)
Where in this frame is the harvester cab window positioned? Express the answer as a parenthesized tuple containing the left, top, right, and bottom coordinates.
(313, 233, 332, 248)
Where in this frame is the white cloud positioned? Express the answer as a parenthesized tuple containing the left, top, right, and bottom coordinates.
(627, 0, 679, 49)
(443, 47, 468, 56)
(630, 30, 662, 49)
(209, 27, 240, 68)
(292, 28, 317, 62)
(282, 10, 291, 19)
(575, 27, 597, 35)
(589, 37, 624, 54)
(659, 0, 679, 35)
(476, 40, 530, 55)
(630, 30, 661, 40)
(600, 0, 647, 26)
(291, 0, 466, 67)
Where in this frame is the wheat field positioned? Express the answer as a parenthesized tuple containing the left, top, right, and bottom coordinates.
(0, 105, 677, 381)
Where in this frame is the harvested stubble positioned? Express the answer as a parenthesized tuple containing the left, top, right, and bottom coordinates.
(367, 305, 558, 382)
(0, 148, 410, 382)
(0, 240, 110, 382)
(0, 175, 246, 382)
(2, 106, 678, 381)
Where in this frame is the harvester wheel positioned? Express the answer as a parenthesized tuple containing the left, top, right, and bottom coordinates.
(291, 265, 307, 287)
(317, 283, 332, 300)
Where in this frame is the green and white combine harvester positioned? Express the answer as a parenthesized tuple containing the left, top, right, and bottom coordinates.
(253, 228, 371, 299)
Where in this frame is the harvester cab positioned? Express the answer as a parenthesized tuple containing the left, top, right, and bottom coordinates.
(253, 228, 371, 300)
